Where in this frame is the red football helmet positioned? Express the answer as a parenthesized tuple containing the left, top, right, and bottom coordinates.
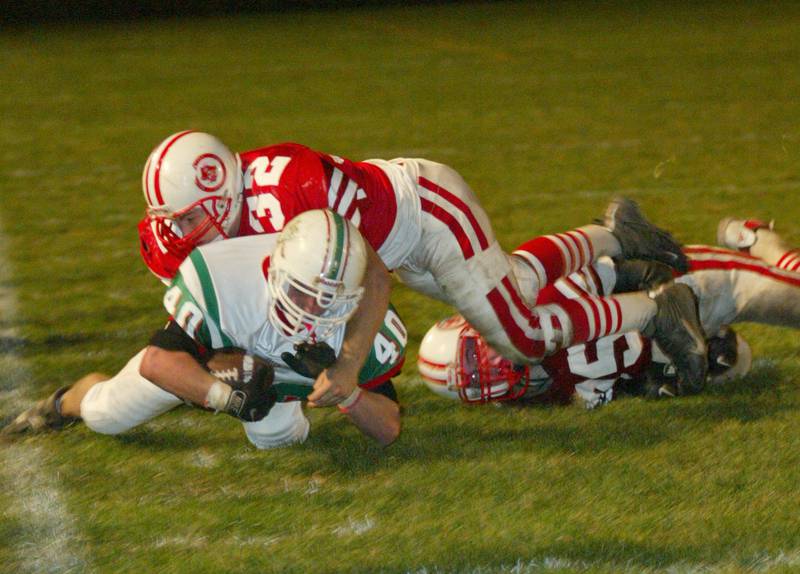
(417, 315, 532, 403)
(142, 131, 243, 261)
(138, 217, 183, 282)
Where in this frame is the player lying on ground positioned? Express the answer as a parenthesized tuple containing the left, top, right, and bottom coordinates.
(1, 132, 703, 438)
(418, 219, 800, 407)
(3, 211, 406, 447)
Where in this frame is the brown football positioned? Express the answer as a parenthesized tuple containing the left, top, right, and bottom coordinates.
(205, 348, 274, 386)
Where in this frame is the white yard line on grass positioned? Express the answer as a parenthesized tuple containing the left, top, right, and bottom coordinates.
(0, 233, 89, 573)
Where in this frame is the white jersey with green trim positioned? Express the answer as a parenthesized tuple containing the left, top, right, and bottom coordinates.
(164, 234, 349, 388)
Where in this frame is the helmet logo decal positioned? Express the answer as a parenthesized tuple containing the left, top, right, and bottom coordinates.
(193, 153, 227, 192)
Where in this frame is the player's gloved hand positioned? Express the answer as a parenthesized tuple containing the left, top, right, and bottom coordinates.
(205, 350, 277, 422)
(282, 341, 337, 379)
(225, 374, 277, 422)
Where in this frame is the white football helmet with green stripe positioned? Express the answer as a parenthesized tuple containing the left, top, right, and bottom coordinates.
(268, 209, 367, 342)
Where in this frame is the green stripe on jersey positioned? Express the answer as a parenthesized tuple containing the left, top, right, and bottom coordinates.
(169, 271, 214, 348)
(187, 250, 234, 348)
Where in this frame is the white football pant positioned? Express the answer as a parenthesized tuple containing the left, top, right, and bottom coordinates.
(80, 349, 310, 449)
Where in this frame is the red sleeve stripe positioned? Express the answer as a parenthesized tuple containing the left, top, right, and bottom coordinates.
(151, 130, 194, 208)
(419, 177, 490, 250)
(420, 198, 477, 260)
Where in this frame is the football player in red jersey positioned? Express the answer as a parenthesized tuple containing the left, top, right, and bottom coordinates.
(418, 237, 800, 408)
(2, 131, 703, 439)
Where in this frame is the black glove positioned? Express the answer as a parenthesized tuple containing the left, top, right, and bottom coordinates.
(205, 350, 278, 422)
(281, 341, 337, 379)
(224, 366, 277, 422)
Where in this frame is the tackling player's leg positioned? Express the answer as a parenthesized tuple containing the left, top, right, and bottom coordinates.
(682, 245, 800, 336)
(394, 159, 706, 386)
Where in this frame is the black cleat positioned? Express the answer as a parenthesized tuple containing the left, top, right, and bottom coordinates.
(613, 259, 675, 293)
(603, 197, 689, 273)
(1, 386, 77, 437)
(648, 283, 708, 394)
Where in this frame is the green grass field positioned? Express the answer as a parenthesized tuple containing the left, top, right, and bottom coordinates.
(2, 1, 800, 572)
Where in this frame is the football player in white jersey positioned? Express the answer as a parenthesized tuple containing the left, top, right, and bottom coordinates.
(139, 210, 405, 447)
(4, 210, 406, 447)
(418, 226, 800, 408)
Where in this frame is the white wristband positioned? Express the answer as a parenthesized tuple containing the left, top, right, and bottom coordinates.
(337, 387, 363, 413)
(204, 380, 232, 412)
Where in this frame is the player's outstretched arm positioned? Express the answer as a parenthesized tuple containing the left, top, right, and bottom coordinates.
(308, 243, 392, 408)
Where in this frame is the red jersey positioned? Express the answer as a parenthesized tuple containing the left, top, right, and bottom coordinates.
(238, 143, 399, 253)
(140, 143, 406, 281)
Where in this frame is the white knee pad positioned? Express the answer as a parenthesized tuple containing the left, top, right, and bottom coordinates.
(81, 349, 183, 435)
(243, 402, 310, 449)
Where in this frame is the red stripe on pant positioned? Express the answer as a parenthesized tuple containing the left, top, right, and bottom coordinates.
(777, 250, 800, 272)
(688, 258, 800, 287)
(419, 177, 489, 250)
(684, 245, 759, 260)
(574, 228, 594, 262)
(420, 197, 476, 260)
(485, 278, 603, 360)
(486, 286, 546, 359)
(514, 236, 568, 284)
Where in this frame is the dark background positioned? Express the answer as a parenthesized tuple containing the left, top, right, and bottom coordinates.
(3, 0, 476, 26)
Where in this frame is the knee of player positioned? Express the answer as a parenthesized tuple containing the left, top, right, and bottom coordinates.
(81, 405, 135, 435)
(138, 346, 165, 381)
